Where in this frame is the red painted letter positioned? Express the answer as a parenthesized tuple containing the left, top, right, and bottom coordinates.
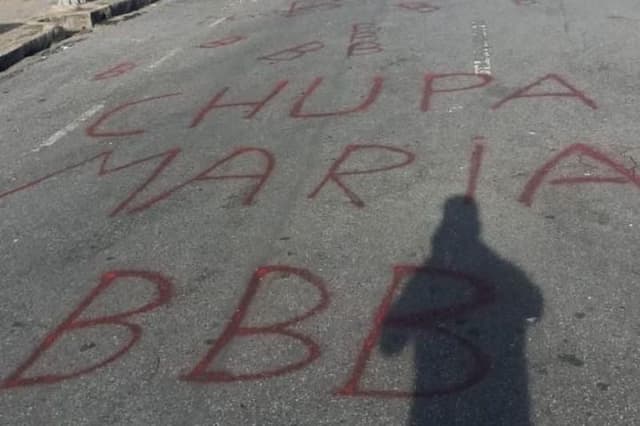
(86, 93, 182, 138)
(492, 74, 597, 110)
(182, 265, 329, 382)
(199, 35, 246, 48)
(308, 144, 415, 207)
(396, 2, 439, 13)
(348, 42, 383, 57)
(93, 62, 136, 81)
(127, 147, 274, 213)
(422, 72, 493, 112)
(348, 23, 382, 57)
(285, 0, 341, 17)
(337, 265, 493, 398)
(0, 148, 180, 217)
(291, 76, 383, 118)
(519, 143, 640, 206)
(465, 137, 486, 202)
(258, 41, 324, 62)
(1, 271, 172, 389)
(190, 81, 288, 128)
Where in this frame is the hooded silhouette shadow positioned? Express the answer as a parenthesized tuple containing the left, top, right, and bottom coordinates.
(380, 196, 543, 425)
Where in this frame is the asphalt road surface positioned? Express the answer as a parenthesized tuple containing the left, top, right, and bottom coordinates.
(1, 0, 639, 425)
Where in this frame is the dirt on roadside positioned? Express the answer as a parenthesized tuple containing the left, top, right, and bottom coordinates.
(0, 0, 57, 23)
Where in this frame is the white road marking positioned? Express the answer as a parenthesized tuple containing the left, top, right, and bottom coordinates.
(471, 20, 491, 75)
(147, 48, 181, 70)
(34, 104, 104, 152)
(209, 17, 228, 27)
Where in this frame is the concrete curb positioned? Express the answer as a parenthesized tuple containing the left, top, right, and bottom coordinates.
(0, 0, 159, 72)
(0, 23, 66, 72)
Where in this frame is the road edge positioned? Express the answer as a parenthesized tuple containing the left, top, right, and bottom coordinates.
(0, 0, 159, 72)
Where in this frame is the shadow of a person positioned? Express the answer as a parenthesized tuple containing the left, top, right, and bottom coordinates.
(380, 196, 543, 425)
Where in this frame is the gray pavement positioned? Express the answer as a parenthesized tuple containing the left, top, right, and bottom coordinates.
(0, 0, 639, 425)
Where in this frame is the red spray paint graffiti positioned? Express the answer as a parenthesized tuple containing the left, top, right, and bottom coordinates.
(336, 265, 494, 398)
(347, 23, 383, 57)
(422, 73, 493, 112)
(290, 76, 383, 118)
(1, 271, 173, 389)
(0, 148, 180, 217)
(93, 62, 136, 81)
(86, 93, 182, 138)
(258, 42, 325, 62)
(396, 2, 440, 13)
(182, 265, 330, 382)
(519, 143, 640, 206)
(190, 80, 288, 128)
(284, 0, 342, 17)
(126, 147, 275, 213)
(199, 35, 246, 49)
(0, 71, 606, 217)
(0, 146, 274, 216)
(307, 144, 416, 207)
(465, 137, 486, 202)
(82, 72, 598, 135)
(4, 140, 628, 217)
(491, 74, 597, 110)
